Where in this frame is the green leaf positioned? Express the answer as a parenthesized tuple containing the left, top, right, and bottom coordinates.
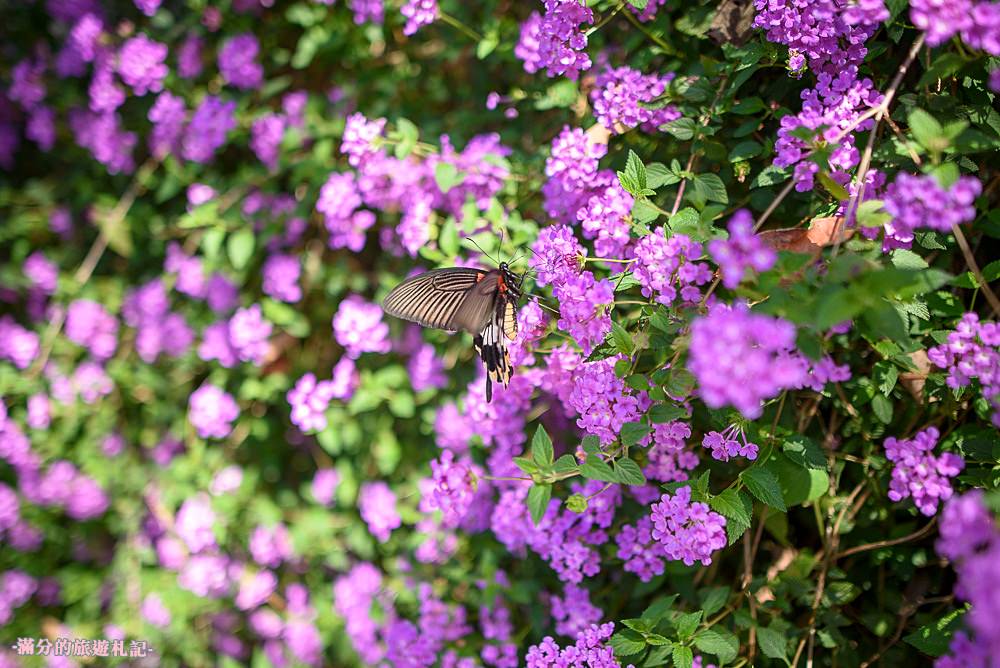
(709, 488, 753, 541)
(729, 140, 763, 162)
(672, 645, 694, 668)
(438, 218, 459, 257)
(553, 454, 579, 475)
(625, 150, 647, 190)
(857, 199, 890, 228)
(613, 458, 647, 485)
(646, 162, 680, 189)
(580, 453, 617, 483)
(620, 421, 650, 447)
(783, 435, 826, 469)
(434, 162, 461, 193)
(731, 96, 765, 114)
(632, 199, 661, 224)
(699, 587, 729, 616)
(644, 646, 673, 667)
(531, 426, 554, 468)
(662, 117, 698, 140)
(903, 606, 968, 657)
(692, 173, 729, 205)
(694, 629, 739, 664)
(227, 228, 255, 270)
(675, 611, 702, 639)
(642, 595, 678, 625)
(767, 454, 829, 506)
(611, 321, 635, 355)
(649, 403, 687, 423)
(742, 467, 787, 511)
(582, 435, 602, 456)
(627, 0, 648, 8)
(873, 361, 899, 395)
(610, 629, 646, 657)
(817, 171, 850, 200)
(393, 118, 418, 158)
(871, 393, 894, 423)
(527, 484, 552, 525)
(757, 626, 789, 663)
(909, 108, 948, 153)
(514, 456, 538, 475)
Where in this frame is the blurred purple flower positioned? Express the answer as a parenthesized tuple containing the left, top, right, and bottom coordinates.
(188, 384, 239, 439)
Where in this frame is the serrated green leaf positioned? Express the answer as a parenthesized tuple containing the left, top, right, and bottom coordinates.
(903, 606, 968, 657)
(613, 458, 647, 485)
(646, 162, 680, 189)
(909, 108, 948, 154)
(675, 611, 703, 639)
(742, 467, 787, 511)
(620, 421, 650, 447)
(527, 484, 552, 525)
(699, 588, 729, 616)
(621, 618, 652, 634)
(514, 456, 538, 475)
(649, 403, 687, 423)
(610, 630, 646, 657)
(757, 626, 789, 663)
(553, 454, 579, 475)
(662, 117, 698, 140)
(642, 595, 678, 625)
(694, 629, 739, 664)
(672, 645, 694, 668)
(692, 173, 729, 205)
(610, 321, 634, 355)
(580, 453, 617, 482)
(531, 425, 554, 468)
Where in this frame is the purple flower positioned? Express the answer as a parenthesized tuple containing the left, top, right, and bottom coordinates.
(330, 357, 360, 400)
(70, 361, 112, 403)
(262, 253, 302, 302)
(869, 173, 982, 251)
(569, 358, 648, 445)
(616, 515, 669, 581)
(318, 172, 375, 252)
(9, 58, 46, 111)
(134, 0, 161, 15)
(516, 1, 594, 80)
(550, 584, 602, 637)
(66, 474, 109, 519)
(687, 303, 808, 419)
(702, 422, 759, 462)
(0, 318, 40, 370)
(88, 61, 125, 113)
(884, 427, 964, 516)
(26, 106, 56, 151)
(68, 13, 103, 64)
(341, 112, 386, 168)
(141, 593, 171, 628)
(249, 523, 293, 567)
(576, 183, 633, 258)
(250, 113, 287, 171)
(175, 494, 217, 553)
(530, 224, 585, 287)
(287, 373, 337, 433)
(649, 485, 727, 566)
(552, 270, 613, 355)
(229, 305, 273, 366)
(207, 273, 240, 313)
(117, 35, 169, 95)
(65, 299, 118, 359)
(311, 468, 340, 505)
(408, 343, 447, 392)
(188, 383, 239, 438)
(332, 295, 390, 358)
(401, 0, 438, 35)
(177, 35, 204, 78)
(199, 321, 239, 368)
(333, 563, 385, 664)
(69, 109, 137, 174)
(210, 465, 243, 495)
(525, 623, 624, 668)
(349, 0, 384, 24)
(148, 91, 186, 158)
(546, 126, 607, 192)
(358, 481, 401, 542)
(646, 420, 698, 483)
(23, 253, 58, 294)
(591, 65, 680, 133)
(928, 312, 1000, 426)
(236, 569, 277, 611)
(182, 96, 236, 164)
(910, 0, 975, 46)
(102, 432, 125, 457)
(178, 554, 230, 598)
(0, 484, 19, 532)
(26, 394, 51, 430)
(634, 230, 713, 306)
(425, 451, 481, 527)
(708, 209, 776, 289)
(218, 34, 264, 89)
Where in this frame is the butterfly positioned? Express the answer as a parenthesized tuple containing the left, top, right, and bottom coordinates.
(381, 263, 524, 402)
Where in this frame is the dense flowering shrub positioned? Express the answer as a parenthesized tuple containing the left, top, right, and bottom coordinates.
(1, 0, 999, 666)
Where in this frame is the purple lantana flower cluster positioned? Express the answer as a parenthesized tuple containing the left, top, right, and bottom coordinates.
(928, 313, 1000, 426)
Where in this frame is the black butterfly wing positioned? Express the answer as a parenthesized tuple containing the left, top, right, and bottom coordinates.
(382, 267, 496, 334)
(474, 291, 518, 402)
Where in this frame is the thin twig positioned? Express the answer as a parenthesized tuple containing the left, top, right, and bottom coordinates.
(833, 518, 937, 561)
(952, 222, 1000, 316)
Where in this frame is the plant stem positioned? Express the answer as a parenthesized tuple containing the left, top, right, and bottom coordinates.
(438, 11, 484, 42)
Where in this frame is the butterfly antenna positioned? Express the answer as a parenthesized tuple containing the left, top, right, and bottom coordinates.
(465, 237, 498, 265)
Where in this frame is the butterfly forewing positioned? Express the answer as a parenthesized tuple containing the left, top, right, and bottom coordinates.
(382, 263, 524, 402)
(382, 267, 491, 333)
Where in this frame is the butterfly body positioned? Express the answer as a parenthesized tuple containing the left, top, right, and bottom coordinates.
(382, 263, 522, 402)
